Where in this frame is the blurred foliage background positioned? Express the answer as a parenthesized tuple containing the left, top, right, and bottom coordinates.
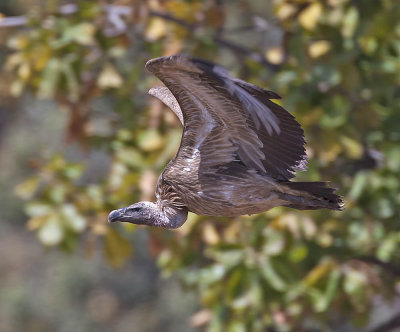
(0, 0, 399, 331)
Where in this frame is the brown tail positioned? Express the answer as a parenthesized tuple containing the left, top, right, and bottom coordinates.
(280, 181, 343, 211)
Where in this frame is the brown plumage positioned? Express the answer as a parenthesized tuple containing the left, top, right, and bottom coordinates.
(108, 55, 342, 228)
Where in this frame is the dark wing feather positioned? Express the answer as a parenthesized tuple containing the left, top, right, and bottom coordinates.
(146, 55, 306, 180)
(146, 55, 267, 172)
(234, 80, 307, 179)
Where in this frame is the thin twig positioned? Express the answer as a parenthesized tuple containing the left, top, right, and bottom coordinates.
(148, 10, 197, 31)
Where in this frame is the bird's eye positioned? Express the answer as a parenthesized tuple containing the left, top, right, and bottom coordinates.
(131, 207, 141, 212)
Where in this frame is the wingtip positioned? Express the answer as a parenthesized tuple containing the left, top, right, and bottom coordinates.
(145, 57, 162, 73)
(145, 54, 206, 75)
(145, 54, 186, 70)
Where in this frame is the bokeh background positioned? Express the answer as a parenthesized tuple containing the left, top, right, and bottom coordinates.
(0, 1, 399, 331)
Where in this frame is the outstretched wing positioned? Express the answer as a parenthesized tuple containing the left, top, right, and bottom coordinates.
(146, 55, 306, 180)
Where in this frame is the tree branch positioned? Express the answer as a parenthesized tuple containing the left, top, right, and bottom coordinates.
(356, 256, 400, 277)
(0, 16, 28, 27)
(149, 10, 277, 69)
(367, 312, 400, 332)
(0, 4, 276, 68)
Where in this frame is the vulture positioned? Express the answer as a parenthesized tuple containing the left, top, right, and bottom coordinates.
(108, 55, 342, 228)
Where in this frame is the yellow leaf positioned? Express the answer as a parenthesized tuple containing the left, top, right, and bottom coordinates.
(308, 40, 331, 58)
(163, 38, 183, 56)
(301, 107, 323, 126)
(328, 0, 348, 7)
(276, 3, 297, 20)
(177, 212, 199, 237)
(299, 2, 323, 30)
(145, 18, 167, 41)
(202, 223, 220, 245)
(278, 213, 300, 238)
(92, 216, 108, 235)
(26, 215, 48, 231)
(327, 7, 344, 26)
(7, 35, 28, 50)
(104, 228, 133, 268)
(14, 177, 39, 200)
(319, 143, 342, 162)
(300, 216, 317, 239)
(304, 260, 335, 286)
(223, 220, 241, 243)
(33, 47, 51, 71)
(18, 62, 31, 81)
(317, 233, 333, 247)
(97, 64, 123, 89)
(5, 53, 23, 71)
(165, 1, 201, 21)
(340, 136, 363, 159)
(10, 81, 25, 97)
(358, 36, 378, 54)
(265, 46, 284, 65)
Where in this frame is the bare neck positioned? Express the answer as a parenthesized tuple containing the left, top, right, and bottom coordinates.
(152, 203, 188, 229)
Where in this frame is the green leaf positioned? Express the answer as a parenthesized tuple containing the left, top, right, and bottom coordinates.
(25, 202, 52, 217)
(260, 259, 287, 291)
(137, 129, 164, 152)
(341, 6, 359, 38)
(37, 58, 61, 98)
(62, 204, 86, 232)
(348, 172, 368, 200)
(376, 233, 399, 262)
(61, 61, 80, 101)
(343, 269, 367, 296)
(289, 245, 308, 263)
(63, 22, 96, 46)
(314, 269, 341, 312)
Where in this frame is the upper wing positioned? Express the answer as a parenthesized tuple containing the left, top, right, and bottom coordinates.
(146, 55, 306, 180)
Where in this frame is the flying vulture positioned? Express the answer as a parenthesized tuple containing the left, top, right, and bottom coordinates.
(108, 55, 342, 228)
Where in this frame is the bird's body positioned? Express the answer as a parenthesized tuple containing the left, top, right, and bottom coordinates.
(158, 158, 284, 217)
(108, 55, 342, 228)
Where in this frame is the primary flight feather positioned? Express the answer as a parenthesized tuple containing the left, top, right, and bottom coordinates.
(108, 55, 342, 228)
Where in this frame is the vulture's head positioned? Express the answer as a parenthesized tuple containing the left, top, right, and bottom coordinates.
(108, 201, 157, 225)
